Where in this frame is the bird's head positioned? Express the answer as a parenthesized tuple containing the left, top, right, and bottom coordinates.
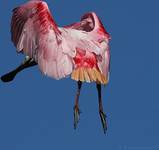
(80, 14, 95, 32)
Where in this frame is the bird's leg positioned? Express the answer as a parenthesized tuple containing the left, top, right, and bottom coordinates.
(96, 83, 107, 134)
(1, 56, 37, 82)
(74, 81, 82, 129)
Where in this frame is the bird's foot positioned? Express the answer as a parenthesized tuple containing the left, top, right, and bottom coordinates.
(74, 105, 81, 129)
(99, 110, 107, 134)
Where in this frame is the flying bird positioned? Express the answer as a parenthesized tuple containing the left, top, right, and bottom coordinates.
(1, 0, 111, 133)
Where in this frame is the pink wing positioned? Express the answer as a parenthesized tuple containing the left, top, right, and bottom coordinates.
(11, 0, 110, 81)
(11, 0, 70, 79)
(11, 0, 60, 56)
(63, 12, 111, 79)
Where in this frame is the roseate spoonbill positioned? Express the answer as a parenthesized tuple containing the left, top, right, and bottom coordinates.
(1, 0, 111, 133)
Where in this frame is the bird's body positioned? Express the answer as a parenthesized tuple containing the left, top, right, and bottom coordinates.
(11, 0, 110, 84)
(1, 0, 111, 133)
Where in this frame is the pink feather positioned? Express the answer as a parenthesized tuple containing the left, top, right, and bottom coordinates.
(11, 0, 110, 81)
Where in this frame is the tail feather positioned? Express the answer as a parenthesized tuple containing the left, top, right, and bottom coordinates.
(71, 67, 108, 84)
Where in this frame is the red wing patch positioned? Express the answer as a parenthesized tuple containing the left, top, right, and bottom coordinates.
(73, 48, 98, 69)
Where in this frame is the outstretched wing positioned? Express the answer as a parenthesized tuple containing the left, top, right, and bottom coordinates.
(11, 0, 60, 58)
(63, 12, 111, 77)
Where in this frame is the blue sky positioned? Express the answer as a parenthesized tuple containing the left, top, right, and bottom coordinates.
(0, 0, 159, 150)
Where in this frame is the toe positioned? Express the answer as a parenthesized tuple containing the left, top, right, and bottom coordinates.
(99, 110, 107, 134)
(74, 106, 80, 129)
